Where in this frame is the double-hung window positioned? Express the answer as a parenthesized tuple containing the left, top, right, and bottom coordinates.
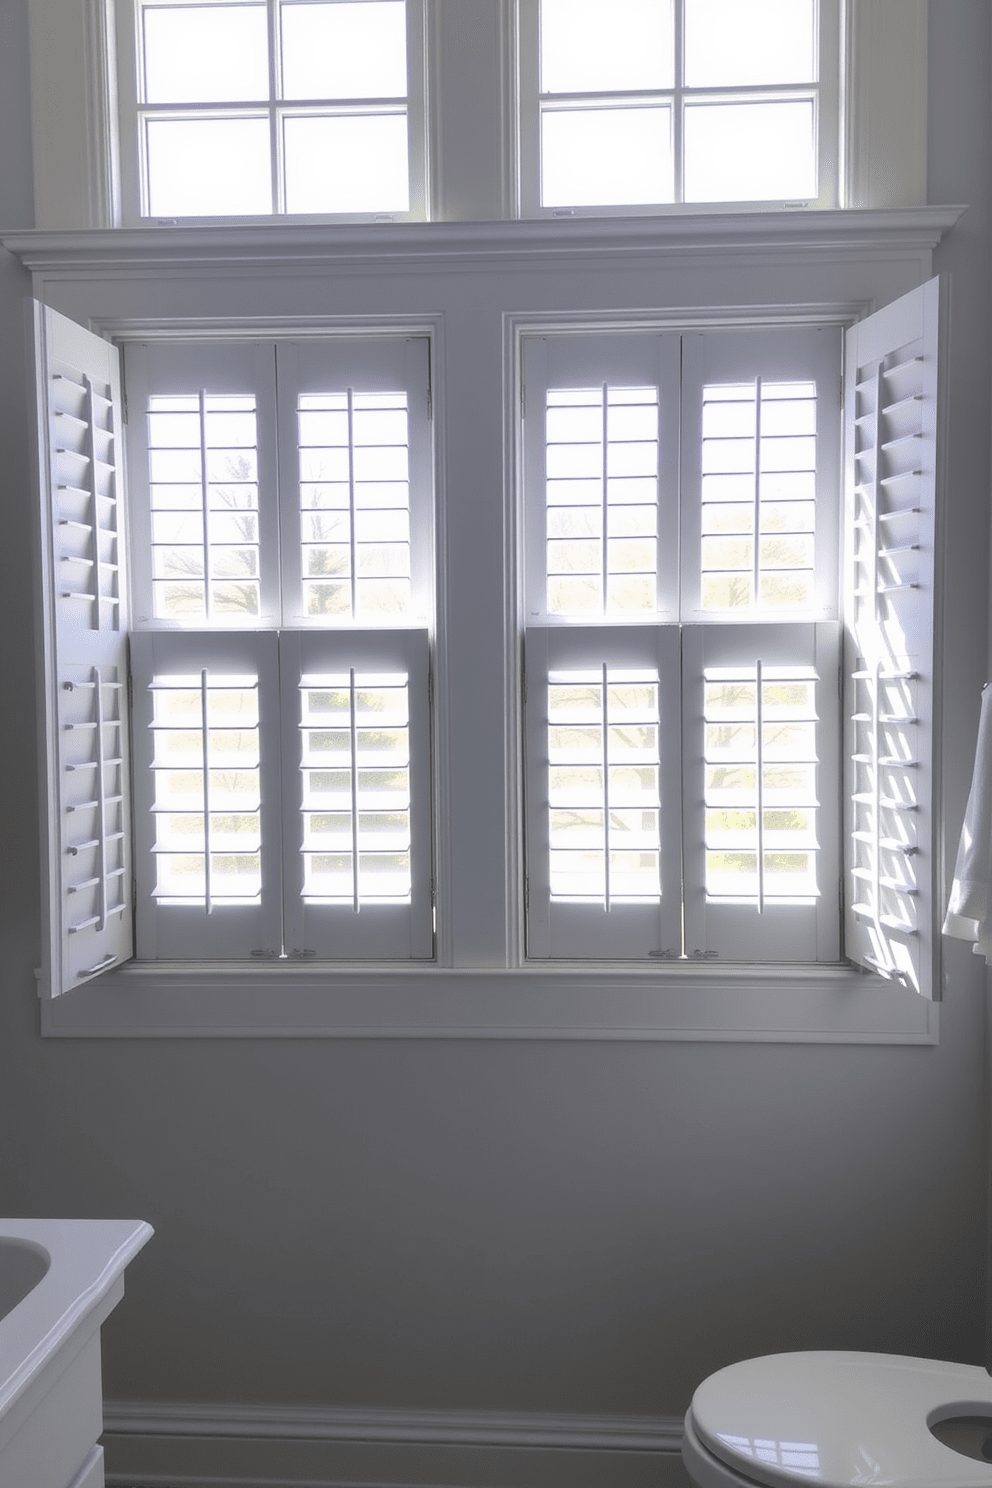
(117, 0, 427, 219)
(519, 0, 840, 213)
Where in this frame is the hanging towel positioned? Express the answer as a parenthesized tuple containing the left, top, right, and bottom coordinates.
(944, 684, 992, 962)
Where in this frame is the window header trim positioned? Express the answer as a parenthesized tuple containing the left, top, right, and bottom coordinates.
(2, 206, 964, 279)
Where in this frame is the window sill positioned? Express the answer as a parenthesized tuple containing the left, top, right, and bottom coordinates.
(39, 961, 938, 1044)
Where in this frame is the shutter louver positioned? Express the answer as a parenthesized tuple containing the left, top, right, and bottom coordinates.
(843, 278, 940, 996)
(30, 301, 134, 995)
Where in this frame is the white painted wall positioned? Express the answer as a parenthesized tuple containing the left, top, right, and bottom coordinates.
(0, 6, 989, 1488)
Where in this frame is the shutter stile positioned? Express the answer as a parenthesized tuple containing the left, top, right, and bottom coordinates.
(31, 302, 134, 995)
(843, 279, 939, 996)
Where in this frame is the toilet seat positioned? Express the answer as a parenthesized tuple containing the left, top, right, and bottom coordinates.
(683, 1352, 992, 1488)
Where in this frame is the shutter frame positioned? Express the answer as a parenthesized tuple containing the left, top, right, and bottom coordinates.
(29, 299, 134, 996)
(842, 276, 940, 997)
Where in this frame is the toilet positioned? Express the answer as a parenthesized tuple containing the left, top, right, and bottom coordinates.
(682, 1351, 992, 1487)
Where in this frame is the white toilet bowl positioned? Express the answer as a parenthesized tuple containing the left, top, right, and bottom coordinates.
(682, 1351, 992, 1488)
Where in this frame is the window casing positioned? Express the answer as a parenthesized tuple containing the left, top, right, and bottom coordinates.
(115, 0, 429, 222)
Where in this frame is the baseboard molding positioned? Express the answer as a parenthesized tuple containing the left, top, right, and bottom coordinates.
(102, 1399, 688, 1488)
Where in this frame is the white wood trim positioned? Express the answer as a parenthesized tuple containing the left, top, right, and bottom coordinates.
(28, 0, 121, 229)
(3, 208, 963, 277)
(103, 1398, 684, 1451)
(101, 1401, 687, 1488)
(39, 962, 938, 1043)
(845, 0, 928, 209)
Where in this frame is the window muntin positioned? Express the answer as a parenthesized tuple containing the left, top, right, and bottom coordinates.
(522, 0, 838, 214)
(123, 0, 425, 220)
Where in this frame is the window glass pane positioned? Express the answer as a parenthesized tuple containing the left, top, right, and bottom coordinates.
(281, 0, 407, 101)
(297, 390, 412, 618)
(541, 106, 673, 207)
(147, 394, 261, 619)
(684, 0, 816, 87)
(299, 672, 412, 903)
(150, 675, 262, 906)
(142, 4, 269, 103)
(548, 669, 663, 903)
(684, 99, 816, 202)
(145, 117, 272, 215)
(283, 113, 409, 213)
(540, 0, 674, 94)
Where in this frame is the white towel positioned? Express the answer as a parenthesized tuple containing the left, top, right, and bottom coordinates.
(943, 684, 992, 962)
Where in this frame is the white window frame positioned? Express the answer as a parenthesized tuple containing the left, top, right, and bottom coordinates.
(24, 0, 928, 228)
(517, 0, 842, 216)
(113, 0, 429, 224)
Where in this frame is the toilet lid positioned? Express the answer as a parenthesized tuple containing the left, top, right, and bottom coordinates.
(689, 1351, 992, 1488)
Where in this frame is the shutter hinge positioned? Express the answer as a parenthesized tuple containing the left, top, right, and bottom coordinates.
(520, 380, 526, 420)
(524, 874, 529, 911)
(427, 382, 432, 421)
(430, 876, 436, 907)
(838, 663, 843, 702)
(127, 671, 134, 710)
(427, 661, 434, 709)
(839, 377, 843, 412)
(520, 653, 527, 705)
(689, 949, 718, 959)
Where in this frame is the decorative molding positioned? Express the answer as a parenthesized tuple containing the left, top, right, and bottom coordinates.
(2, 207, 965, 279)
(103, 1399, 684, 1452)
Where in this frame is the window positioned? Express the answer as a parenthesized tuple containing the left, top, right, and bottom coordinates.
(520, 326, 843, 962)
(29, 274, 941, 1014)
(32, 313, 434, 990)
(116, 0, 428, 220)
(518, 0, 841, 213)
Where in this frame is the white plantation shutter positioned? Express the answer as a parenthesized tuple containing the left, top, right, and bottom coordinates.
(279, 629, 433, 960)
(130, 630, 283, 958)
(843, 278, 940, 996)
(30, 301, 134, 996)
(680, 327, 841, 623)
(124, 341, 280, 627)
(681, 622, 841, 962)
(525, 625, 683, 959)
(276, 338, 432, 627)
(521, 332, 681, 622)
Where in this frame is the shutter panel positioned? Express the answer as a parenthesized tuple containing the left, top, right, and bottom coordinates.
(275, 338, 432, 628)
(521, 332, 681, 623)
(525, 624, 683, 959)
(843, 277, 940, 995)
(279, 629, 433, 959)
(30, 301, 133, 996)
(680, 325, 842, 624)
(130, 629, 283, 958)
(123, 340, 280, 628)
(681, 621, 841, 962)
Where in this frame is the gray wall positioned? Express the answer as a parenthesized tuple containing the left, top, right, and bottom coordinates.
(0, 0, 989, 1466)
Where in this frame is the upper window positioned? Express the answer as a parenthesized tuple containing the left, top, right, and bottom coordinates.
(518, 0, 840, 214)
(117, 0, 427, 220)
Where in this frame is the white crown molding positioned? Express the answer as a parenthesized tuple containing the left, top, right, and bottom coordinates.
(2, 207, 965, 278)
(102, 1398, 684, 1452)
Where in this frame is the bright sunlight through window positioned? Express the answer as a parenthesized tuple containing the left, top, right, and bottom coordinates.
(539, 0, 819, 208)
